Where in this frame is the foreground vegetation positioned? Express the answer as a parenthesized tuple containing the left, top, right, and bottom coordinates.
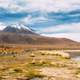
(0, 46, 80, 80)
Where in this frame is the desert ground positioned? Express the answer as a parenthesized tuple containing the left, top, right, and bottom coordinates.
(0, 45, 80, 80)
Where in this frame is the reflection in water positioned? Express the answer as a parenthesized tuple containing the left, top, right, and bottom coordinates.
(31, 78, 42, 80)
(66, 50, 80, 61)
(72, 56, 80, 61)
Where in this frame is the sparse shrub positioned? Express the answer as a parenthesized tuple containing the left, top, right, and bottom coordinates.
(75, 68, 80, 75)
(0, 76, 3, 80)
(30, 53, 35, 57)
(41, 53, 45, 55)
(29, 60, 52, 67)
(13, 68, 23, 73)
(26, 70, 44, 79)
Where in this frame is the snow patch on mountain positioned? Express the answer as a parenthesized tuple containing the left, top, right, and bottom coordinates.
(0, 22, 32, 31)
(0, 22, 6, 30)
(10, 23, 31, 31)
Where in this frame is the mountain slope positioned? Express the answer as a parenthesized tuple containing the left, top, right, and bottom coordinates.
(0, 31, 78, 45)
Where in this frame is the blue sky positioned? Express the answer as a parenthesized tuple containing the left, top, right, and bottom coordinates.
(0, 0, 80, 42)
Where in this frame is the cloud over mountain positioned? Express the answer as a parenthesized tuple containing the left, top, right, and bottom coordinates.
(0, 0, 80, 41)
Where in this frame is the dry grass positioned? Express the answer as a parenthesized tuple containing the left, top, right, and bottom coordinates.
(0, 45, 80, 80)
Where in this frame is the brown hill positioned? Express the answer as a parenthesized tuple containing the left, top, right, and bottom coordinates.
(0, 32, 78, 45)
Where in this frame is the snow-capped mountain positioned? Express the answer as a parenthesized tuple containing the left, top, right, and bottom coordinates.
(7, 23, 32, 31)
(0, 22, 32, 31)
(0, 23, 37, 35)
(0, 22, 79, 48)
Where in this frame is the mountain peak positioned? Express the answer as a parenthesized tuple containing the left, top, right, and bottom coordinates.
(0, 23, 32, 31)
(0, 23, 38, 35)
(10, 23, 31, 31)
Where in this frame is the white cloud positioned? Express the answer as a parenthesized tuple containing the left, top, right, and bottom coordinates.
(0, 0, 25, 13)
(40, 23, 80, 42)
(22, 15, 48, 25)
(40, 23, 80, 33)
(42, 33, 80, 42)
(25, 0, 80, 12)
(0, 0, 80, 13)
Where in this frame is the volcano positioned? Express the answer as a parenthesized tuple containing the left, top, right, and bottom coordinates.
(0, 23, 79, 48)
